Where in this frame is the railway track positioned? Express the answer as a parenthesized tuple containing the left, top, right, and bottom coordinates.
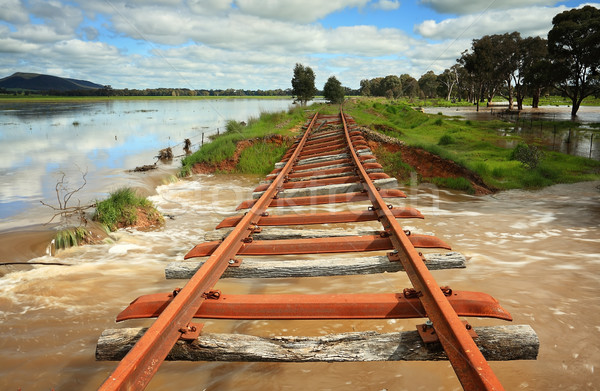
(96, 109, 538, 390)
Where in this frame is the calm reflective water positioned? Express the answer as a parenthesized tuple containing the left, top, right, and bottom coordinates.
(424, 105, 600, 160)
(0, 98, 295, 227)
(0, 101, 599, 390)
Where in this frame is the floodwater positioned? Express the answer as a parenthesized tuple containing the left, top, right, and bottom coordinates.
(0, 98, 296, 228)
(423, 105, 600, 160)
(0, 101, 599, 390)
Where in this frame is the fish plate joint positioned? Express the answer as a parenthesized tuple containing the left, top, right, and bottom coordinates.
(179, 322, 204, 342)
(417, 320, 478, 345)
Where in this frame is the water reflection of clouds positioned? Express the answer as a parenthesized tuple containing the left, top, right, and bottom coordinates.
(0, 99, 294, 223)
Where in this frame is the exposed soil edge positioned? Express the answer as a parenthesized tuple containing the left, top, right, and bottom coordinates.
(191, 134, 292, 174)
(359, 126, 495, 195)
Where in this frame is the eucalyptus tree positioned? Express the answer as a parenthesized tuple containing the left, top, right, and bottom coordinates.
(518, 37, 549, 109)
(460, 33, 521, 110)
(381, 75, 402, 99)
(548, 5, 600, 116)
(323, 76, 345, 104)
(291, 63, 317, 105)
(418, 70, 439, 98)
(437, 65, 461, 101)
(400, 74, 420, 98)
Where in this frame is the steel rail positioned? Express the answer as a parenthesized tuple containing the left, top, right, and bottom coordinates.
(98, 113, 320, 391)
(340, 108, 505, 390)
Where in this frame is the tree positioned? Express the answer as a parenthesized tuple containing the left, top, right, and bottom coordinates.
(323, 76, 345, 104)
(548, 5, 600, 116)
(494, 32, 521, 109)
(400, 74, 420, 97)
(291, 63, 317, 105)
(418, 70, 439, 98)
(381, 75, 402, 99)
(519, 37, 549, 109)
(359, 79, 371, 96)
(438, 65, 461, 101)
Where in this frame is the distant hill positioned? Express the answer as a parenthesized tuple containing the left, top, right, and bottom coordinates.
(0, 72, 104, 92)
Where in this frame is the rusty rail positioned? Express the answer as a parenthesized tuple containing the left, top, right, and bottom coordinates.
(98, 109, 515, 390)
(339, 108, 505, 390)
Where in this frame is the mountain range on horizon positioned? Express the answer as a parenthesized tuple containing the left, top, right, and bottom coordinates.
(0, 72, 104, 92)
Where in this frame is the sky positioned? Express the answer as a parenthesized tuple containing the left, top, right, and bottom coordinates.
(0, 0, 598, 90)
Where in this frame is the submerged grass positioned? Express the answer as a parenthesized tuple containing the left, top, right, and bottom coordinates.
(93, 188, 163, 231)
(53, 226, 90, 250)
(343, 97, 600, 191)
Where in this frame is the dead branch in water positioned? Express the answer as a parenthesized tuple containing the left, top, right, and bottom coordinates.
(40, 170, 95, 225)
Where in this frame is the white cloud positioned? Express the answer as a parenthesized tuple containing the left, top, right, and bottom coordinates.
(419, 0, 562, 15)
(187, 0, 233, 15)
(0, 37, 40, 53)
(29, 0, 83, 34)
(11, 24, 72, 43)
(371, 0, 401, 11)
(234, 0, 369, 23)
(0, 0, 30, 24)
(414, 6, 569, 40)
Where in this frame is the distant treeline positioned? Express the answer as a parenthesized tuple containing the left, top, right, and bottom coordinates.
(361, 6, 600, 116)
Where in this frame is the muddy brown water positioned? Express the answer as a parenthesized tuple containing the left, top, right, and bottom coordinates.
(0, 173, 598, 390)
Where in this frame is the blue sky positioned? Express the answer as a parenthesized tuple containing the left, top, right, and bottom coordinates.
(0, 0, 597, 89)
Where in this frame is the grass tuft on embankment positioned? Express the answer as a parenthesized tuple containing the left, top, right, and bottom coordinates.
(93, 188, 163, 231)
(343, 98, 600, 191)
(179, 105, 310, 176)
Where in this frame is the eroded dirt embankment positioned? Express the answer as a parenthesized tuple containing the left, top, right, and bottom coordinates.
(191, 134, 291, 174)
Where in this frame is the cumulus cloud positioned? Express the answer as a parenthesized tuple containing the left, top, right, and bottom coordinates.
(414, 5, 569, 40)
(29, 0, 83, 34)
(419, 0, 562, 15)
(0, 0, 30, 24)
(2, 0, 594, 91)
(234, 0, 369, 23)
(371, 0, 401, 11)
(11, 24, 73, 43)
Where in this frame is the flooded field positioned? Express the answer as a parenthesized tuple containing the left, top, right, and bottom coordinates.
(424, 105, 600, 160)
(1, 101, 599, 390)
(0, 175, 598, 390)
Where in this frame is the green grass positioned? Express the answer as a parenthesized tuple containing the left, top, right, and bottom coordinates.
(373, 146, 415, 182)
(180, 105, 310, 176)
(53, 226, 90, 250)
(343, 97, 600, 191)
(93, 188, 163, 231)
(428, 177, 475, 194)
(236, 143, 290, 175)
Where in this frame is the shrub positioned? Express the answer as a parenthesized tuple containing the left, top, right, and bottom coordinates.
(438, 134, 454, 145)
(225, 119, 244, 134)
(510, 142, 544, 169)
(94, 188, 160, 231)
